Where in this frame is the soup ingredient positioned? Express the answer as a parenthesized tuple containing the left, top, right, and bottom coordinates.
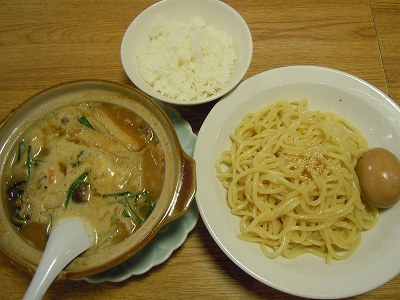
(66, 170, 90, 207)
(103, 190, 153, 224)
(355, 147, 400, 208)
(137, 17, 237, 101)
(216, 100, 378, 264)
(77, 115, 94, 129)
(71, 182, 91, 203)
(3, 102, 165, 253)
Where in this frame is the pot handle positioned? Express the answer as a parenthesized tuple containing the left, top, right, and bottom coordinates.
(165, 151, 196, 223)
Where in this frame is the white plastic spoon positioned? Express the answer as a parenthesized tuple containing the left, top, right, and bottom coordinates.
(23, 218, 93, 300)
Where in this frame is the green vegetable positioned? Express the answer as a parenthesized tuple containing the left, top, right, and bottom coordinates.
(70, 150, 84, 167)
(25, 144, 44, 179)
(126, 201, 145, 223)
(144, 200, 156, 219)
(15, 213, 27, 222)
(103, 190, 152, 223)
(102, 191, 134, 198)
(26, 145, 33, 177)
(17, 141, 25, 162)
(78, 115, 94, 130)
(65, 170, 90, 208)
(122, 209, 131, 218)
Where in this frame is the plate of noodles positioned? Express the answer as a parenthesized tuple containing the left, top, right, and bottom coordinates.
(194, 65, 400, 299)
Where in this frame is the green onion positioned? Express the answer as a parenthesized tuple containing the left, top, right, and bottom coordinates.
(16, 188, 24, 199)
(102, 191, 134, 198)
(15, 213, 27, 222)
(103, 190, 152, 223)
(144, 200, 156, 220)
(78, 115, 94, 130)
(65, 170, 89, 208)
(122, 209, 131, 218)
(25, 144, 44, 179)
(26, 145, 32, 177)
(17, 141, 25, 162)
(124, 199, 145, 223)
(70, 150, 84, 167)
(103, 190, 149, 202)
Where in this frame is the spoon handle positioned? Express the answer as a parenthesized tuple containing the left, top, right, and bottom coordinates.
(23, 218, 92, 300)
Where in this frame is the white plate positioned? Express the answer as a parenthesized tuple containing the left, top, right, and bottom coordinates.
(81, 104, 198, 283)
(194, 65, 400, 299)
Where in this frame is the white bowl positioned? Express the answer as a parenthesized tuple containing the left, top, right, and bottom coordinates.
(194, 66, 400, 299)
(121, 0, 253, 106)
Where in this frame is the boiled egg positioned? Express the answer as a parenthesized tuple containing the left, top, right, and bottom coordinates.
(355, 147, 400, 208)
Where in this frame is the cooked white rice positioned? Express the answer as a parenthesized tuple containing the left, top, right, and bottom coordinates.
(136, 17, 237, 102)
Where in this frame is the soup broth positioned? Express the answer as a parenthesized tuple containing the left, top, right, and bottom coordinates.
(3, 102, 165, 253)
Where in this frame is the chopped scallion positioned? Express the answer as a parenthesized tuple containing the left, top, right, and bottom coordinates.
(102, 190, 152, 223)
(25, 144, 43, 179)
(78, 115, 94, 130)
(122, 209, 131, 218)
(15, 213, 27, 222)
(17, 141, 25, 162)
(125, 198, 145, 223)
(26, 145, 32, 177)
(102, 191, 134, 198)
(70, 150, 84, 167)
(145, 200, 156, 220)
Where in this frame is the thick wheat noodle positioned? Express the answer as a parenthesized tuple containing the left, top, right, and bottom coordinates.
(216, 99, 379, 263)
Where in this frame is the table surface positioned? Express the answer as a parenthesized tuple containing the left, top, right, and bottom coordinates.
(0, 0, 399, 299)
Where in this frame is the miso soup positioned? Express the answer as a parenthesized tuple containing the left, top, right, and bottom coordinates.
(3, 102, 165, 253)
